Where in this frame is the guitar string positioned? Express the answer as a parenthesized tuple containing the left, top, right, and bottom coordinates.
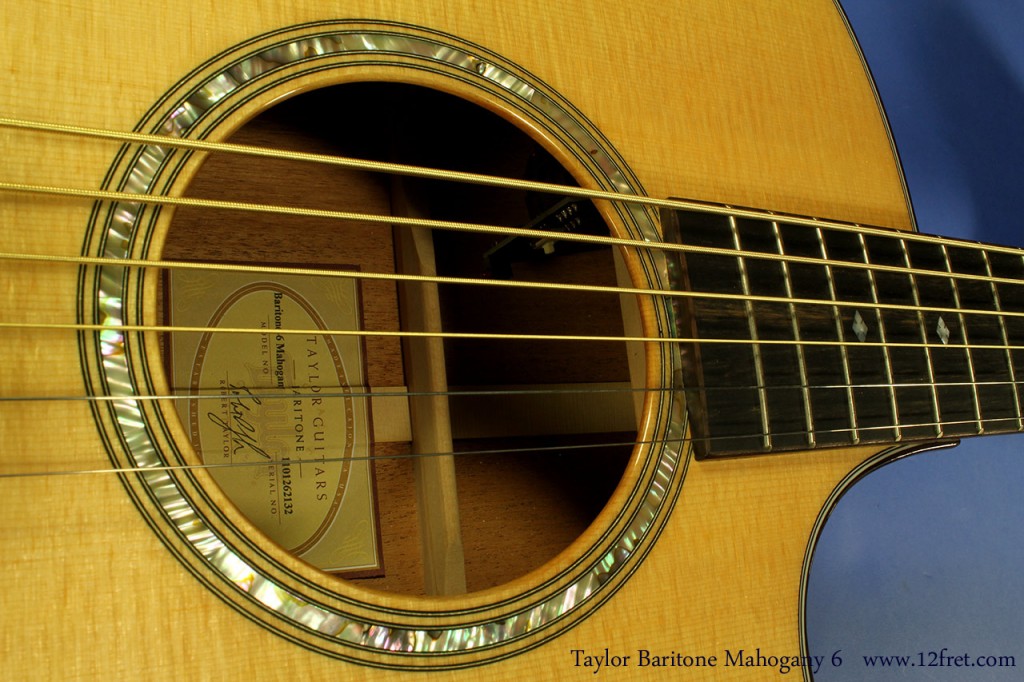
(3, 115, 1024, 262)
(2, 250, 1023, 325)
(4, 181, 1024, 295)
(5, 315, 1014, 476)
(6, 319, 1024, 352)
(4, 313, 1016, 473)
(3, 376, 1023, 404)
(0, 438, 654, 479)
(0, 328, 1003, 474)
(3, 120, 1024, 479)
(1, 224, 1022, 387)
(0, 413, 1007, 481)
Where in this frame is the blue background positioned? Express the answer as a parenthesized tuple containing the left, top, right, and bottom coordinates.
(807, 1, 1024, 679)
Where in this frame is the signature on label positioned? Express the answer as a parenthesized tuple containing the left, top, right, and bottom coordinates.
(206, 383, 270, 459)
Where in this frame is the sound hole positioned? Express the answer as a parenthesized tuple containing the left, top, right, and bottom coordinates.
(160, 82, 638, 595)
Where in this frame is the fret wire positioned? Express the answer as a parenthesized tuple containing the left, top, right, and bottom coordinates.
(859, 233, 902, 441)
(6, 115, 1024, 270)
(818, 227, 860, 443)
(773, 221, 815, 447)
(731, 217, 771, 450)
(6, 181, 1024, 295)
(942, 244, 984, 434)
(982, 249, 1024, 431)
(900, 239, 943, 437)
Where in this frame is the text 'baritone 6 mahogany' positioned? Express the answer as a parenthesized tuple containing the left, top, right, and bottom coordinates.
(3, 1, 1010, 680)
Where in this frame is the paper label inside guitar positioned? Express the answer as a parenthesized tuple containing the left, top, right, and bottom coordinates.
(167, 268, 383, 575)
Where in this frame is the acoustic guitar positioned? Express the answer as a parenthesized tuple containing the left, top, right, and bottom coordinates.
(2, 1, 1017, 680)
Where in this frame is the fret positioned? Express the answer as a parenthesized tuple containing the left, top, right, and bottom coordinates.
(947, 246, 1019, 431)
(904, 240, 982, 436)
(862, 234, 938, 441)
(734, 217, 814, 451)
(988, 250, 1024, 422)
(772, 221, 815, 447)
(898, 238, 943, 436)
(940, 244, 984, 434)
(669, 209, 769, 457)
(981, 249, 1023, 430)
(857, 233, 903, 440)
(665, 204, 1024, 458)
(821, 229, 897, 442)
(729, 217, 772, 452)
(785, 223, 858, 446)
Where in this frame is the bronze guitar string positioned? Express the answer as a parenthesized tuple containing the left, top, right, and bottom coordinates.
(3, 118, 1024, 478)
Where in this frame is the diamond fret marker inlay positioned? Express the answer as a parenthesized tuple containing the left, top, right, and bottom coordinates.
(937, 316, 951, 345)
(852, 311, 869, 342)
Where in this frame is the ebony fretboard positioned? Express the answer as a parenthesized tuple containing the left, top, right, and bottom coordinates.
(663, 206, 1024, 458)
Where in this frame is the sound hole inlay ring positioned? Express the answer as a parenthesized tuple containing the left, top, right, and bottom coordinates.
(78, 21, 689, 667)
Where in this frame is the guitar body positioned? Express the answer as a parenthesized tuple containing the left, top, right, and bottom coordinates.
(1, 1, 916, 680)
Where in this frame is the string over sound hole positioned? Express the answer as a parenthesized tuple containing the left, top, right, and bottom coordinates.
(160, 82, 640, 595)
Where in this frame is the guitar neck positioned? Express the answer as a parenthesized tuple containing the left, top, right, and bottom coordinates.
(665, 205, 1024, 458)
